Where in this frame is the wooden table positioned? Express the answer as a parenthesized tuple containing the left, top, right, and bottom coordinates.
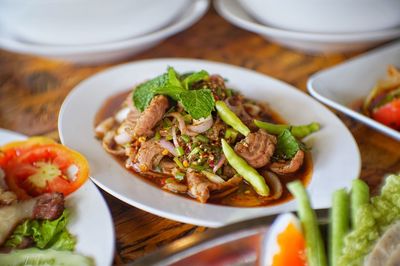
(1, 7, 399, 265)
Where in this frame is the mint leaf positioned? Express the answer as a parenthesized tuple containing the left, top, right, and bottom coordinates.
(133, 73, 168, 112)
(179, 89, 215, 119)
(132, 67, 215, 118)
(275, 129, 300, 160)
(167, 67, 183, 89)
(182, 70, 209, 90)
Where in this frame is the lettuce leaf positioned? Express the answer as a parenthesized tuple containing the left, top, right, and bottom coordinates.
(5, 210, 76, 251)
(338, 174, 400, 266)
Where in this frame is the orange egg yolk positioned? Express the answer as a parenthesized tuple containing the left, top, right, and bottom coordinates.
(272, 222, 307, 266)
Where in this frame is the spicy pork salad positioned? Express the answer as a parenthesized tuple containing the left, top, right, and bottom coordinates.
(95, 67, 320, 206)
(0, 137, 93, 265)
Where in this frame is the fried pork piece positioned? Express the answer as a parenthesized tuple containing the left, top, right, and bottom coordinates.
(186, 169, 242, 203)
(0, 193, 64, 246)
(270, 150, 304, 175)
(134, 139, 166, 172)
(134, 95, 169, 137)
(234, 129, 276, 168)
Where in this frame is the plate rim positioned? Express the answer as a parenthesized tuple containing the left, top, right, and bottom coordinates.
(58, 57, 361, 227)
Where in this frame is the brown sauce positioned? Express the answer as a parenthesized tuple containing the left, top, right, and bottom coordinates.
(95, 90, 313, 207)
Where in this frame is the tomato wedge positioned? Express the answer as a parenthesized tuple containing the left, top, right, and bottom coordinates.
(0, 137, 89, 199)
(372, 98, 400, 130)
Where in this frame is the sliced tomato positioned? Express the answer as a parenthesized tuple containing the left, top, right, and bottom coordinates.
(372, 98, 400, 130)
(1, 137, 89, 199)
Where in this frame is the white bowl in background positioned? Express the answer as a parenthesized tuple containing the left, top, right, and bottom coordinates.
(308, 40, 400, 141)
(0, 0, 209, 65)
(215, 0, 400, 53)
(237, 0, 400, 34)
(0, 0, 190, 45)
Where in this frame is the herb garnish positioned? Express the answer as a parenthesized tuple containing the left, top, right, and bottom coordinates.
(133, 67, 215, 119)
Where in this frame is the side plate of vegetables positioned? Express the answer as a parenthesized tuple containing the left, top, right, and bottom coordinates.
(0, 129, 115, 266)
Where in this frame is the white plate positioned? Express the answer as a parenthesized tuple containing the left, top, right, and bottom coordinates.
(308, 40, 400, 141)
(59, 58, 360, 227)
(0, 0, 209, 65)
(214, 0, 400, 53)
(0, 128, 115, 266)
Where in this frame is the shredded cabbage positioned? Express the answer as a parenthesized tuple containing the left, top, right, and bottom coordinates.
(338, 174, 400, 266)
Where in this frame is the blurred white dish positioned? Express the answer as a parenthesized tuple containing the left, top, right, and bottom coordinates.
(0, 128, 115, 266)
(238, 0, 400, 34)
(215, 0, 400, 53)
(308, 40, 400, 141)
(0, 0, 209, 65)
(59, 58, 360, 227)
(0, 0, 190, 45)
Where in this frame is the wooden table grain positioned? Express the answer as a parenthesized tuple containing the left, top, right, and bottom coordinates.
(1, 7, 399, 265)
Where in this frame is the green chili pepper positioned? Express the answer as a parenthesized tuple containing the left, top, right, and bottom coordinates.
(221, 139, 269, 196)
(216, 101, 250, 136)
(254, 120, 320, 139)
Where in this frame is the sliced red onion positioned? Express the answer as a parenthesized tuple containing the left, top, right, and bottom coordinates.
(171, 126, 179, 147)
(243, 103, 261, 117)
(262, 171, 283, 200)
(158, 138, 178, 156)
(213, 154, 226, 173)
(201, 170, 225, 184)
(114, 131, 132, 145)
(187, 115, 213, 133)
(115, 107, 130, 123)
(166, 112, 197, 136)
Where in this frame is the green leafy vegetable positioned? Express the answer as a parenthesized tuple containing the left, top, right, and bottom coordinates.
(133, 73, 168, 112)
(274, 129, 301, 160)
(179, 89, 215, 120)
(132, 67, 213, 119)
(182, 70, 208, 90)
(339, 174, 400, 266)
(5, 210, 76, 251)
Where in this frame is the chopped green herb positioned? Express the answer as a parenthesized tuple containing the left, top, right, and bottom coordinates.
(154, 131, 161, 141)
(195, 134, 209, 143)
(175, 146, 184, 157)
(173, 157, 184, 169)
(181, 134, 190, 143)
(174, 171, 185, 181)
(224, 128, 238, 143)
(182, 70, 209, 90)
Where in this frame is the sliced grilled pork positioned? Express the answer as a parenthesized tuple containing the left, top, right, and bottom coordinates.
(235, 129, 276, 168)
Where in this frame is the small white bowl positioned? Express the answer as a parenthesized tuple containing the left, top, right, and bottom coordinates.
(215, 0, 400, 53)
(237, 0, 400, 34)
(0, 0, 190, 45)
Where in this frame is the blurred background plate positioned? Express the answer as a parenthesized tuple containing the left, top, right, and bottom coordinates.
(0, 0, 209, 65)
(308, 40, 400, 141)
(0, 0, 191, 46)
(214, 0, 400, 53)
